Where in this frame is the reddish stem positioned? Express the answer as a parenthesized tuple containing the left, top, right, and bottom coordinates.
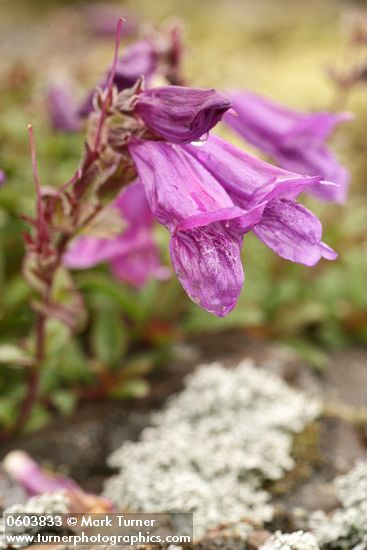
(93, 17, 124, 154)
(12, 354, 40, 434)
(28, 125, 47, 240)
(10, 19, 126, 437)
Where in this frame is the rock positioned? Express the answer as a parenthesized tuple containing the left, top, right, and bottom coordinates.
(194, 537, 247, 549)
(0, 404, 150, 493)
(318, 416, 366, 475)
(322, 349, 367, 408)
(0, 467, 27, 512)
(247, 530, 272, 549)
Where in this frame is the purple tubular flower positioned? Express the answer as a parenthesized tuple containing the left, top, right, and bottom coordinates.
(136, 86, 232, 143)
(84, 4, 138, 38)
(185, 135, 336, 266)
(2, 451, 79, 496)
(224, 91, 351, 203)
(0, 170, 5, 186)
(64, 181, 168, 288)
(79, 40, 157, 117)
(3, 451, 113, 512)
(128, 140, 267, 316)
(47, 85, 81, 133)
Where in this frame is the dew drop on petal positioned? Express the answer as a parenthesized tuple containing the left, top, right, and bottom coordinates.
(190, 132, 209, 147)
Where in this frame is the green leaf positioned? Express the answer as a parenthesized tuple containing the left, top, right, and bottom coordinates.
(0, 344, 32, 366)
(44, 339, 91, 384)
(24, 404, 51, 432)
(91, 306, 128, 366)
(77, 271, 146, 322)
(286, 339, 329, 371)
(1, 276, 31, 312)
(109, 378, 149, 399)
(0, 397, 19, 428)
(52, 390, 76, 416)
(45, 319, 71, 356)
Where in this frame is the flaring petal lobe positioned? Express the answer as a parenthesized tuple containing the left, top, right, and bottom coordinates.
(253, 199, 331, 266)
(170, 224, 244, 317)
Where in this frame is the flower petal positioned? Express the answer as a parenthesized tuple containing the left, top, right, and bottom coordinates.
(79, 39, 157, 117)
(185, 135, 324, 207)
(64, 180, 166, 289)
(64, 233, 132, 268)
(170, 224, 244, 316)
(128, 140, 244, 232)
(253, 198, 334, 266)
(224, 91, 350, 203)
(3, 451, 79, 496)
(224, 90, 303, 155)
(320, 242, 338, 261)
(136, 86, 232, 143)
(64, 182, 149, 268)
(281, 111, 353, 145)
(114, 180, 153, 226)
(275, 145, 349, 203)
(47, 85, 81, 133)
(111, 244, 170, 288)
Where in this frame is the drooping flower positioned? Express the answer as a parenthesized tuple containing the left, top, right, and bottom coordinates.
(185, 135, 337, 266)
(79, 40, 157, 118)
(136, 86, 232, 143)
(47, 85, 81, 133)
(79, 25, 184, 118)
(0, 169, 5, 186)
(64, 181, 168, 288)
(128, 138, 335, 316)
(2, 450, 112, 512)
(84, 4, 138, 38)
(69, 27, 337, 318)
(3, 450, 79, 496)
(128, 140, 264, 316)
(224, 90, 351, 203)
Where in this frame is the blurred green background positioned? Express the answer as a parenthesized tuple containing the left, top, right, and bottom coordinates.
(0, 0, 367, 431)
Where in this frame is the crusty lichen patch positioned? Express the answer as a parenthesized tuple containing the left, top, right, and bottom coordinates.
(310, 458, 367, 549)
(104, 360, 321, 537)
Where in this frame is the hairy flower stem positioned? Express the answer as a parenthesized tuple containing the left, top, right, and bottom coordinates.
(10, 21, 126, 436)
(13, 250, 60, 435)
(93, 17, 124, 154)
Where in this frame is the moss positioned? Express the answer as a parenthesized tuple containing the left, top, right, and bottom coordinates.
(268, 421, 323, 497)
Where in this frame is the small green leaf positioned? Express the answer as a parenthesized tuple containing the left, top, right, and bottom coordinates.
(91, 306, 128, 366)
(0, 344, 32, 366)
(44, 339, 92, 384)
(52, 390, 76, 416)
(0, 397, 19, 428)
(24, 404, 52, 432)
(77, 271, 146, 322)
(45, 319, 71, 356)
(109, 378, 149, 399)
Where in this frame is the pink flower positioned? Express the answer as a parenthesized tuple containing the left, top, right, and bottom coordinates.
(224, 90, 351, 203)
(47, 85, 81, 133)
(128, 137, 335, 316)
(136, 86, 232, 143)
(3, 451, 112, 512)
(64, 181, 168, 288)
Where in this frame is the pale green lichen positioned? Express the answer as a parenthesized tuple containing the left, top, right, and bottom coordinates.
(259, 459, 367, 550)
(0, 492, 69, 549)
(310, 458, 367, 550)
(105, 360, 321, 537)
